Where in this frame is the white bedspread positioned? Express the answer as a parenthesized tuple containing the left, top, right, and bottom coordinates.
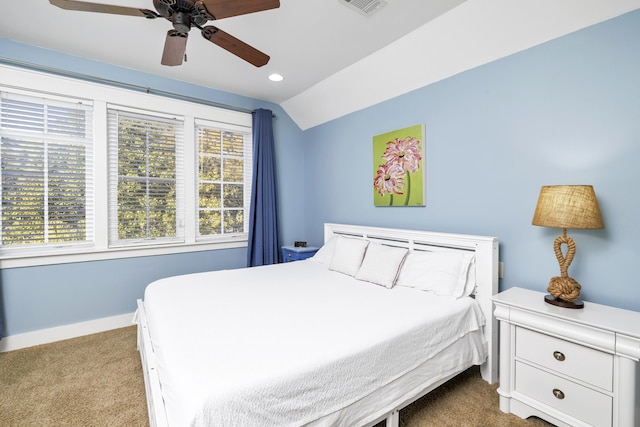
(143, 259, 487, 426)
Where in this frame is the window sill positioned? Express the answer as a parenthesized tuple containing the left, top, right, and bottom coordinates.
(0, 239, 248, 269)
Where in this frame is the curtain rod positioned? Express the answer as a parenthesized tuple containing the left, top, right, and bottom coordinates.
(0, 57, 274, 117)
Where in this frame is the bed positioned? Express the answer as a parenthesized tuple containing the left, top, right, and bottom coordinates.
(136, 223, 499, 426)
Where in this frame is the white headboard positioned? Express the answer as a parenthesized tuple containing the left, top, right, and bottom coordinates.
(323, 223, 499, 384)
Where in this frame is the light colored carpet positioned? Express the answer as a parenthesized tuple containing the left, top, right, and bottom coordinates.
(0, 326, 552, 426)
(0, 326, 147, 426)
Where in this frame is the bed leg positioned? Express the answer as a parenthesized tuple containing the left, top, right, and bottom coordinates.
(385, 409, 399, 427)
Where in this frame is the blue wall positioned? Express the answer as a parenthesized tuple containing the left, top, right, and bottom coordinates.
(302, 10, 640, 312)
(1, 249, 246, 334)
(0, 40, 305, 336)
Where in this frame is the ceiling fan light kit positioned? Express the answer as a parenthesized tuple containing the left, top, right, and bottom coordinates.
(49, 0, 280, 67)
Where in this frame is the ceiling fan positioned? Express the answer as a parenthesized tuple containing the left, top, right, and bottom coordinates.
(49, 0, 280, 67)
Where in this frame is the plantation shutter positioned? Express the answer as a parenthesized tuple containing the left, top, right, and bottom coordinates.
(195, 119, 252, 239)
(107, 107, 184, 247)
(0, 91, 93, 251)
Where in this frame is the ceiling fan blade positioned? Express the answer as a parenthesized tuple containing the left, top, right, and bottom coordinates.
(49, 0, 153, 17)
(161, 30, 188, 66)
(199, 0, 279, 20)
(201, 26, 269, 67)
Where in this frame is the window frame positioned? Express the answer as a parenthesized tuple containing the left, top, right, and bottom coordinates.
(0, 90, 94, 250)
(0, 65, 253, 269)
(195, 119, 253, 242)
(107, 106, 186, 247)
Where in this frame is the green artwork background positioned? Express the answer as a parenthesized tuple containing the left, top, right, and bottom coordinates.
(372, 124, 425, 207)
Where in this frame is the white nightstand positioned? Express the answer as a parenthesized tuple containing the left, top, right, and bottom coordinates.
(493, 287, 640, 427)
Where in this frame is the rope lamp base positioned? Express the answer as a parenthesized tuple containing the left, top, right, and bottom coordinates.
(545, 232, 585, 309)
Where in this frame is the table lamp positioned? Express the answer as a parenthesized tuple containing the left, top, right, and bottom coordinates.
(532, 185, 604, 309)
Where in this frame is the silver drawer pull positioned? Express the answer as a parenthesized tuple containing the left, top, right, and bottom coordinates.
(552, 388, 565, 400)
(553, 351, 566, 361)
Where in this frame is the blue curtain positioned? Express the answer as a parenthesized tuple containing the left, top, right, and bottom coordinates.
(247, 109, 280, 267)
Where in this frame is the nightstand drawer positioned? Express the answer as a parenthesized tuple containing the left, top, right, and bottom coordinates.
(516, 326, 613, 391)
(515, 361, 612, 427)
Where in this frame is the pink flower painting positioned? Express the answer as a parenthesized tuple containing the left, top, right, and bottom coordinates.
(373, 125, 424, 206)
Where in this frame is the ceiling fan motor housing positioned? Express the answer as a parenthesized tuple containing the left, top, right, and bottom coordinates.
(154, 0, 207, 31)
(172, 11, 191, 33)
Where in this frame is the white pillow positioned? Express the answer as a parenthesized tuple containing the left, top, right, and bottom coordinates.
(463, 256, 477, 297)
(311, 235, 338, 265)
(355, 243, 408, 288)
(396, 250, 475, 298)
(329, 236, 369, 276)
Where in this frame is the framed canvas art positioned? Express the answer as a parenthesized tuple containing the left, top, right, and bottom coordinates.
(373, 124, 425, 206)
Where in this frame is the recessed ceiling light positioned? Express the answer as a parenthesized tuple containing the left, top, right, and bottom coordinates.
(268, 73, 284, 82)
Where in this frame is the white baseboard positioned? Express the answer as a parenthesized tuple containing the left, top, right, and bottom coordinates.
(0, 312, 136, 353)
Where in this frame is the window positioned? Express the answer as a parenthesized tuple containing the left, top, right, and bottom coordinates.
(0, 65, 253, 268)
(0, 91, 93, 252)
(196, 120, 252, 239)
(107, 107, 184, 247)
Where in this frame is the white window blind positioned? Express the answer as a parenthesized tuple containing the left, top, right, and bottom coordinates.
(195, 120, 252, 239)
(0, 91, 93, 252)
(107, 107, 184, 247)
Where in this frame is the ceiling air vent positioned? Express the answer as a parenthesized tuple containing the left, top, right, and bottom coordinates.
(339, 0, 387, 16)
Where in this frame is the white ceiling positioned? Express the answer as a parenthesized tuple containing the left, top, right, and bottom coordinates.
(2, 0, 640, 129)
